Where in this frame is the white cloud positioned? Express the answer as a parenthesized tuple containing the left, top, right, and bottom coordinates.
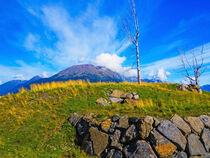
(13, 74, 25, 80)
(0, 61, 54, 84)
(42, 71, 48, 78)
(25, 5, 130, 68)
(142, 43, 210, 84)
(148, 68, 171, 81)
(94, 53, 136, 77)
(24, 33, 40, 52)
(143, 43, 210, 72)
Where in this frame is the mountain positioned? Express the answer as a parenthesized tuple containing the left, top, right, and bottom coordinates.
(0, 64, 168, 95)
(125, 76, 163, 83)
(0, 64, 123, 95)
(201, 85, 210, 92)
(49, 64, 123, 82)
(0, 76, 42, 95)
(0, 80, 27, 95)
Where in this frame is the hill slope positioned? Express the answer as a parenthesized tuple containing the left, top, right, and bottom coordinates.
(0, 81, 209, 157)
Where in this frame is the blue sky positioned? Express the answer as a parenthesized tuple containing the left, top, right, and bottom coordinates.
(0, 0, 210, 85)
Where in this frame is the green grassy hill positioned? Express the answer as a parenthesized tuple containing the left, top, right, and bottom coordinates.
(0, 81, 209, 157)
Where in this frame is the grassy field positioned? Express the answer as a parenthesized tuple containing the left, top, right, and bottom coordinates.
(0, 80, 209, 157)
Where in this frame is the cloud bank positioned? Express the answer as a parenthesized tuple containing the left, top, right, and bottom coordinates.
(25, 5, 130, 68)
(94, 53, 136, 77)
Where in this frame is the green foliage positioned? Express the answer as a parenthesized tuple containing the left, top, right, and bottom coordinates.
(0, 82, 209, 157)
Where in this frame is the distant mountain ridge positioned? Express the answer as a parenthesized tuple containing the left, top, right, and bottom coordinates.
(1, 64, 193, 95)
(201, 85, 210, 92)
(0, 64, 123, 95)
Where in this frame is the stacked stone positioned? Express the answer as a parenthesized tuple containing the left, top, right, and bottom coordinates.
(96, 90, 140, 106)
(68, 113, 210, 158)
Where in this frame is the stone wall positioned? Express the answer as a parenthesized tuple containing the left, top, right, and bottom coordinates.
(68, 113, 210, 158)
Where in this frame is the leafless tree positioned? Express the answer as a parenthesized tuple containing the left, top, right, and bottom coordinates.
(121, 0, 141, 84)
(179, 46, 207, 86)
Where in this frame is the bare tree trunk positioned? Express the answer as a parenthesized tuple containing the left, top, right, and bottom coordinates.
(136, 42, 141, 84)
(121, 0, 141, 85)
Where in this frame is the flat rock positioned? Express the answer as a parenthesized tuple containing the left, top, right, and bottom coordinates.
(96, 98, 110, 106)
(109, 97, 124, 103)
(138, 115, 154, 139)
(184, 117, 204, 134)
(201, 128, 210, 152)
(68, 113, 82, 127)
(101, 118, 112, 132)
(124, 99, 137, 104)
(187, 133, 206, 156)
(171, 114, 191, 135)
(150, 129, 176, 158)
(199, 115, 210, 128)
(121, 125, 137, 143)
(123, 140, 157, 158)
(110, 90, 125, 98)
(89, 127, 109, 156)
(110, 129, 122, 150)
(117, 116, 129, 129)
(157, 120, 187, 150)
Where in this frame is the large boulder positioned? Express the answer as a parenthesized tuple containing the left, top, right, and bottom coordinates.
(89, 127, 109, 156)
(171, 114, 191, 135)
(110, 90, 126, 98)
(123, 140, 157, 158)
(101, 118, 112, 133)
(157, 120, 187, 150)
(184, 117, 204, 134)
(199, 115, 210, 129)
(117, 116, 129, 129)
(121, 125, 138, 143)
(68, 113, 82, 127)
(110, 129, 122, 150)
(150, 129, 176, 158)
(187, 133, 206, 156)
(201, 128, 210, 152)
(138, 116, 154, 139)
